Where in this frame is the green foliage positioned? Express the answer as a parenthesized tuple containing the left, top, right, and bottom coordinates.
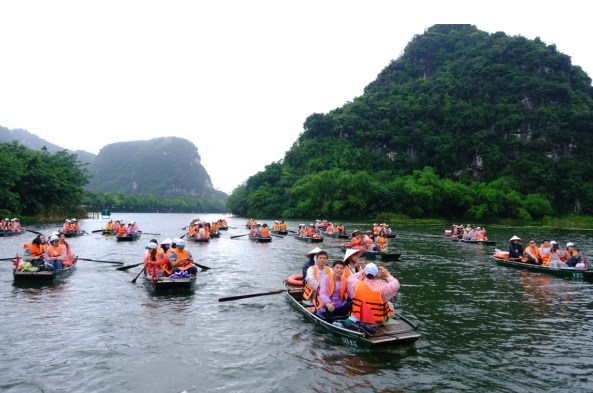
(84, 191, 225, 213)
(0, 142, 90, 216)
(228, 24, 593, 222)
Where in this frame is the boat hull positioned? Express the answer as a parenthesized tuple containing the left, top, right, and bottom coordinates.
(0, 230, 25, 237)
(143, 275, 197, 294)
(285, 285, 420, 347)
(294, 235, 323, 243)
(250, 236, 272, 243)
(492, 257, 593, 280)
(13, 259, 77, 285)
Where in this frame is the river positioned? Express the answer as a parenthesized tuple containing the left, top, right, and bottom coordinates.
(1, 213, 592, 392)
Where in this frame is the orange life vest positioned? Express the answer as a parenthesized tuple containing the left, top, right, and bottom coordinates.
(116, 226, 128, 236)
(303, 265, 332, 301)
(351, 280, 393, 324)
(169, 248, 192, 270)
(260, 227, 270, 237)
(319, 275, 348, 309)
(46, 244, 65, 259)
(24, 242, 45, 258)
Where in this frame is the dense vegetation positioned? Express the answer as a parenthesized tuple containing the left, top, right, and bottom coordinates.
(83, 191, 226, 213)
(227, 24, 593, 221)
(0, 142, 90, 218)
(86, 137, 225, 200)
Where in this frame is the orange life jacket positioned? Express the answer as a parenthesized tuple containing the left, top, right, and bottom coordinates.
(46, 244, 65, 259)
(524, 245, 542, 262)
(303, 265, 332, 301)
(260, 227, 270, 237)
(169, 248, 193, 270)
(24, 242, 45, 258)
(351, 280, 393, 324)
(116, 226, 128, 236)
(323, 275, 348, 307)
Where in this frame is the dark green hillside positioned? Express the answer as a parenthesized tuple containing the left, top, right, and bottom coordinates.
(87, 137, 224, 200)
(228, 24, 593, 220)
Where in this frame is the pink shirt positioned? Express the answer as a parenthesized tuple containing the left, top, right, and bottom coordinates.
(346, 271, 400, 303)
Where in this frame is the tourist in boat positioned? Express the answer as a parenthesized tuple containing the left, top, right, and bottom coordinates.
(337, 224, 346, 236)
(115, 222, 128, 237)
(539, 239, 553, 266)
(547, 241, 569, 268)
(58, 233, 75, 266)
(260, 223, 270, 238)
(343, 248, 363, 279)
(376, 233, 388, 252)
(363, 231, 377, 251)
(22, 234, 47, 266)
(341, 231, 365, 251)
(508, 235, 524, 261)
(565, 242, 583, 267)
(523, 239, 543, 264)
(301, 247, 322, 283)
(344, 262, 400, 329)
(476, 227, 487, 241)
(305, 224, 321, 238)
(105, 220, 114, 233)
(316, 260, 352, 323)
(127, 221, 139, 236)
(303, 250, 332, 305)
(298, 224, 306, 237)
(168, 238, 197, 275)
(44, 235, 65, 270)
(144, 241, 168, 278)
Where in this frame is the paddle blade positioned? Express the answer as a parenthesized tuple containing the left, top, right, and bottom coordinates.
(218, 289, 286, 302)
(359, 300, 376, 324)
(116, 263, 143, 271)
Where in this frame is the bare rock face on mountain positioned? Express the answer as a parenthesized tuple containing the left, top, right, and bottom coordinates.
(86, 137, 221, 198)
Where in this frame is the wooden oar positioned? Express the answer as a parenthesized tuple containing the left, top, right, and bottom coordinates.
(131, 264, 147, 283)
(82, 230, 90, 235)
(0, 257, 18, 261)
(287, 230, 297, 233)
(24, 228, 43, 235)
(91, 229, 104, 233)
(78, 257, 124, 265)
(193, 262, 212, 270)
(270, 234, 284, 239)
(116, 262, 143, 271)
(219, 289, 289, 302)
(142, 232, 161, 236)
(230, 234, 249, 239)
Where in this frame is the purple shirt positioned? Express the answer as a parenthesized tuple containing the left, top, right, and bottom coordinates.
(318, 275, 347, 308)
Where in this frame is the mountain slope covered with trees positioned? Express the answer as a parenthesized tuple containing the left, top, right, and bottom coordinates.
(227, 24, 593, 220)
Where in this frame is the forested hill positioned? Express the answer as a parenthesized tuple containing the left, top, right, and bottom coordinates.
(228, 24, 593, 220)
(0, 126, 96, 164)
(87, 137, 225, 199)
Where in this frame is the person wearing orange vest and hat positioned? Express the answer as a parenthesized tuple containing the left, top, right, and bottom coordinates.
(168, 238, 198, 275)
(343, 262, 400, 334)
(316, 260, 351, 323)
(343, 248, 363, 279)
(23, 234, 47, 267)
(303, 250, 332, 305)
(44, 235, 65, 270)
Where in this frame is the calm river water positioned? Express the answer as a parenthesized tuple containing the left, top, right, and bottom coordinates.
(1, 213, 593, 392)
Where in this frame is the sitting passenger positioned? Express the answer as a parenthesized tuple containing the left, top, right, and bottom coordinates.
(315, 260, 352, 323)
(523, 239, 543, 264)
(343, 263, 400, 333)
(508, 236, 524, 260)
(303, 250, 331, 305)
(565, 242, 583, 267)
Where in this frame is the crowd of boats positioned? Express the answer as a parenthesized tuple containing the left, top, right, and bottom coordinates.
(5, 217, 593, 348)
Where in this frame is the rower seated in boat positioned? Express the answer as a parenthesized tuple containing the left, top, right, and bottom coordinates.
(315, 260, 351, 323)
(168, 238, 197, 276)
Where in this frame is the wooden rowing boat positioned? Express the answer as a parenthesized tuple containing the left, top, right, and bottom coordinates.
(13, 258, 78, 285)
(101, 229, 113, 235)
(323, 231, 349, 239)
(187, 236, 210, 243)
(210, 231, 221, 238)
(59, 230, 84, 238)
(249, 236, 272, 243)
(294, 235, 323, 243)
(0, 229, 25, 237)
(363, 251, 401, 261)
(271, 230, 288, 236)
(453, 238, 496, 246)
(285, 284, 421, 347)
(491, 256, 593, 281)
(143, 273, 197, 294)
(116, 232, 142, 242)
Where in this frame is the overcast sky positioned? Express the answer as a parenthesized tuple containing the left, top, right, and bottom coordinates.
(1, 1, 591, 194)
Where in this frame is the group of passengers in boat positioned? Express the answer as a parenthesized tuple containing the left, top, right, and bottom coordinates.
(296, 223, 323, 238)
(271, 221, 287, 231)
(18, 231, 75, 271)
(248, 222, 270, 238)
(105, 220, 140, 237)
(339, 230, 389, 253)
(301, 247, 399, 335)
(1, 218, 22, 232)
(322, 223, 347, 236)
(186, 218, 216, 240)
(61, 219, 81, 234)
(504, 235, 586, 268)
(449, 224, 488, 241)
(371, 223, 393, 237)
(143, 237, 197, 279)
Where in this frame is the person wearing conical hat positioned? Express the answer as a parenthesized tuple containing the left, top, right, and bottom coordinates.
(507, 235, 524, 261)
(301, 247, 322, 284)
(343, 248, 364, 279)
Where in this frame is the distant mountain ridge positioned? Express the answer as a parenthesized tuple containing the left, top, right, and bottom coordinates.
(0, 126, 96, 164)
(86, 137, 225, 199)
